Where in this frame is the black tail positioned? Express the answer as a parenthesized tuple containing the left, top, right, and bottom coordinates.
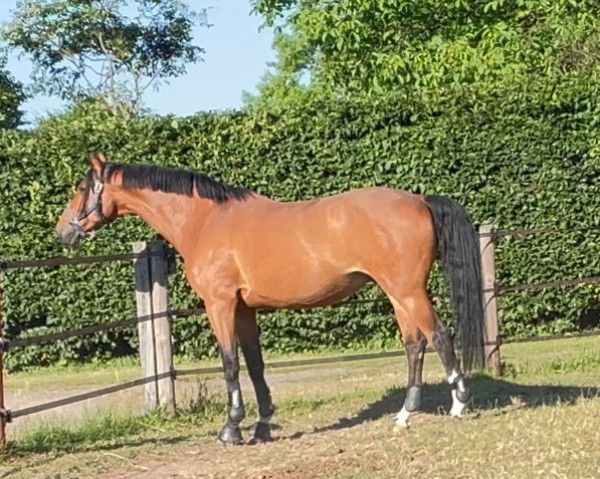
(425, 195, 485, 373)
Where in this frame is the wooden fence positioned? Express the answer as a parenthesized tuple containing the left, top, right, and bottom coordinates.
(0, 224, 599, 446)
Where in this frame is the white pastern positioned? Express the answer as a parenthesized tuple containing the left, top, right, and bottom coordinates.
(450, 389, 467, 418)
(394, 406, 411, 428)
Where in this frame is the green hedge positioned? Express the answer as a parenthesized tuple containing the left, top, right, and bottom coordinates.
(1, 75, 599, 371)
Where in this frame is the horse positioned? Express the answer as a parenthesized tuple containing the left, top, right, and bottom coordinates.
(56, 153, 485, 445)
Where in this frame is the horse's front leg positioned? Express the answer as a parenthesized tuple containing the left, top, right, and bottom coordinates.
(205, 297, 246, 445)
(236, 304, 275, 443)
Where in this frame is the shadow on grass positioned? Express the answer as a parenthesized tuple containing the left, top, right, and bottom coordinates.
(284, 375, 600, 438)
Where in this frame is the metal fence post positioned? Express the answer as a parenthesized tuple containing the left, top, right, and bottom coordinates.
(479, 225, 502, 377)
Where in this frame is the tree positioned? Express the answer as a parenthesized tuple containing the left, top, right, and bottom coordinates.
(1, 0, 207, 115)
(0, 56, 25, 129)
(251, 0, 297, 27)
(250, 0, 600, 104)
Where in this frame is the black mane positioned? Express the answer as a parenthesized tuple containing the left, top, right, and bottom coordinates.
(102, 163, 254, 204)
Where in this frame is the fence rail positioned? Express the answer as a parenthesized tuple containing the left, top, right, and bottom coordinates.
(495, 276, 600, 295)
(0, 250, 165, 271)
(4, 270, 599, 353)
(481, 226, 600, 239)
(1, 225, 600, 446)
(3, 328, 600, 424)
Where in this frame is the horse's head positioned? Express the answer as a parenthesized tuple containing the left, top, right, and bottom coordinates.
(56, 153, 117, 248)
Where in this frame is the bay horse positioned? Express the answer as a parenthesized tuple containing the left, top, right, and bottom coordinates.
(56, 153, 485, 444)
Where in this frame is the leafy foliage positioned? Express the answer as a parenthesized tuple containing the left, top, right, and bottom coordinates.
(249, 0, 600, 107)
(1, 0, 206, 114)
(0, 56, 25, 129)
(1, 71, 599, 371)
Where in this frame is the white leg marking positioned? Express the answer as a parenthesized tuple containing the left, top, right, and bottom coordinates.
(450, 389, 467, 418)
(395, 406, 411, 428)
(447, 369, 460, 385)
(448, 368, 468, 418)
(231, 389, 242, 409)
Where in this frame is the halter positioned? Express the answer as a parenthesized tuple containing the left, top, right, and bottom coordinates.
(66, 177, 109, 237)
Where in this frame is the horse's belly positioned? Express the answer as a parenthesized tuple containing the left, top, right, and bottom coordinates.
(240, 271, 370, 310)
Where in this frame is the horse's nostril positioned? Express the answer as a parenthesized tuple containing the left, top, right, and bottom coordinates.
(56, 226, 80, 247)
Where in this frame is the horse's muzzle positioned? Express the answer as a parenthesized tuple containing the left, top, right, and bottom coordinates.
(56, 223, 85, 248)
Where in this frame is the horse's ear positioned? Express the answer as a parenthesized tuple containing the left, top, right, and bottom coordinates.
(88, 152, 107, 177)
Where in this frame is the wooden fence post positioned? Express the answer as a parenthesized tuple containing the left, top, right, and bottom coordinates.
(133, 241, 175, 414)
(479, 225, 502, 377)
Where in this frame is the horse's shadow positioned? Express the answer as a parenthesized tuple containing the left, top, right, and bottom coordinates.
(283, 375, 600, 438)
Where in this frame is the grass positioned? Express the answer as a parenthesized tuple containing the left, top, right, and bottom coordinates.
(510, 348, 600, 376)
(4, 413, 168, 456)
(1, 379, 380, 457)
(2, 336, 600, 478)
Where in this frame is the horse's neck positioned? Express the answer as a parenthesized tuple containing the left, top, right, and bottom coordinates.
(113, 187, 214, 258)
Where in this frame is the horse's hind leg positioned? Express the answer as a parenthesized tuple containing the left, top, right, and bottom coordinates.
(391, 299, 427, 428)
(389, 290, 472, 423)
(236, 305, 275, 443)
(428, 314, 472, 418)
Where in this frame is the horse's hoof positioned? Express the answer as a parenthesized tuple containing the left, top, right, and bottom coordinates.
(248, 422, 273, 444)
(218, 424, 244, 445)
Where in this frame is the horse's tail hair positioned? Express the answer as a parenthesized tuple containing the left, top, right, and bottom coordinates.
(424, 195, 486, 373)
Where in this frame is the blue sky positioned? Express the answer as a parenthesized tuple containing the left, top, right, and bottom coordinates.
(0, 1, 276, 123)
